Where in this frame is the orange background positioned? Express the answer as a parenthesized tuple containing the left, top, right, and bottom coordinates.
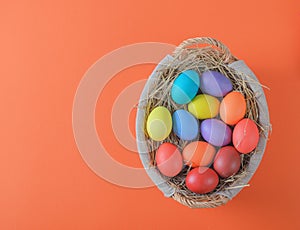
(3, 0, 300, 229)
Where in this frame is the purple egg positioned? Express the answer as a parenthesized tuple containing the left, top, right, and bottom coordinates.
(200, 71, 233, 97)
(200, 119, 232, 146)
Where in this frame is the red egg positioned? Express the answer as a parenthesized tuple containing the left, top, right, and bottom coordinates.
(233, 118, 259, 154)
(155, 143, 183, 177)
(213, 146, 241, 178)
(185, 167, 219, 194)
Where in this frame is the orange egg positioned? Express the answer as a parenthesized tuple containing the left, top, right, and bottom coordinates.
(220, 91, 246, 125)
(182, 141, 216, 167)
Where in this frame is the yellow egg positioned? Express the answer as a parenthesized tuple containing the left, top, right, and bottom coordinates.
(188, 94, 220, 119)
(146, 106, 172, 141)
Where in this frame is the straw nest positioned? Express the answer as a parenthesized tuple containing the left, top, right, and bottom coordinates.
(142, 37, 268, 208)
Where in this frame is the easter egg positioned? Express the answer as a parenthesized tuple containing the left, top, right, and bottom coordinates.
(233, 118, 259, 154)
(171, 70, 200, 104)
(185, 167, 219, 194)
(220, 91, 246, 125)
(200, 70, 233, 97)
(200, 119, 232, 147)
(156, 143, 183, 177)
(172, 110, 199, 141)
(182, 141, 216, 167)
(188, 94, 220, 119)
(213, 146, 241, 178)
(146, 106, 172, 141)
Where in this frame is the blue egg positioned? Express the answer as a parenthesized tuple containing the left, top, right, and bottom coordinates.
(172, 110, 199, 141)
(171, 70, 200, 104)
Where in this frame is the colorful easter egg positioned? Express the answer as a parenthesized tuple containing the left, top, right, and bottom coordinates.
(233, 118, 259, 154)
(171, 70, 200, 104)
(200, 70, 233, 97)
(156, 143, 183, 177)
(213, 146, 241, 178)
(146, 106, 172, 141)
(220, 91, 246, 125)
(185, 167, 219, 194)
(200, 119, 232, 147)
(182, 141, 216, 167)
(172, 110, 199, 141)
(188, 94, 220, 119)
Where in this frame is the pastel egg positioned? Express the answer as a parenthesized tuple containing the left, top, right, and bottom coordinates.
(172, 110, 199, 141)
(213, 146, 241, 178)
(200, 119, 232, 147)
(233, 118, 259, 154)
(155, 142, 183, 177)
(200, 70, 233, 97)
(188, 94, 220, 119)
(146, 106, 172, 141)
(182, 141, 216, 167)
(185, 167, 219, 194)
(220, 91, 246, 125)
(171, 70, 200, 104)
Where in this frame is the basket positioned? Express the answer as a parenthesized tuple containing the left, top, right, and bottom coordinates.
(136, 37, 270, 208)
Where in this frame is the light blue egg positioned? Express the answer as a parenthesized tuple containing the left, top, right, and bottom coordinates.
(172, 110, 199, 141)
(171, 70, 200, 104)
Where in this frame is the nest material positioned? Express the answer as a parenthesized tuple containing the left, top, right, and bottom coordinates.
(142, 37, 267, 208)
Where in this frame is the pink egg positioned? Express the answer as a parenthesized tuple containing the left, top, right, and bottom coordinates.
(155, 143, 183, 177)
(233, 118, 259, 154)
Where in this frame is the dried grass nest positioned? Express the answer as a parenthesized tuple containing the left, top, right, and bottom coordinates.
(137, 37, 270, 208)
